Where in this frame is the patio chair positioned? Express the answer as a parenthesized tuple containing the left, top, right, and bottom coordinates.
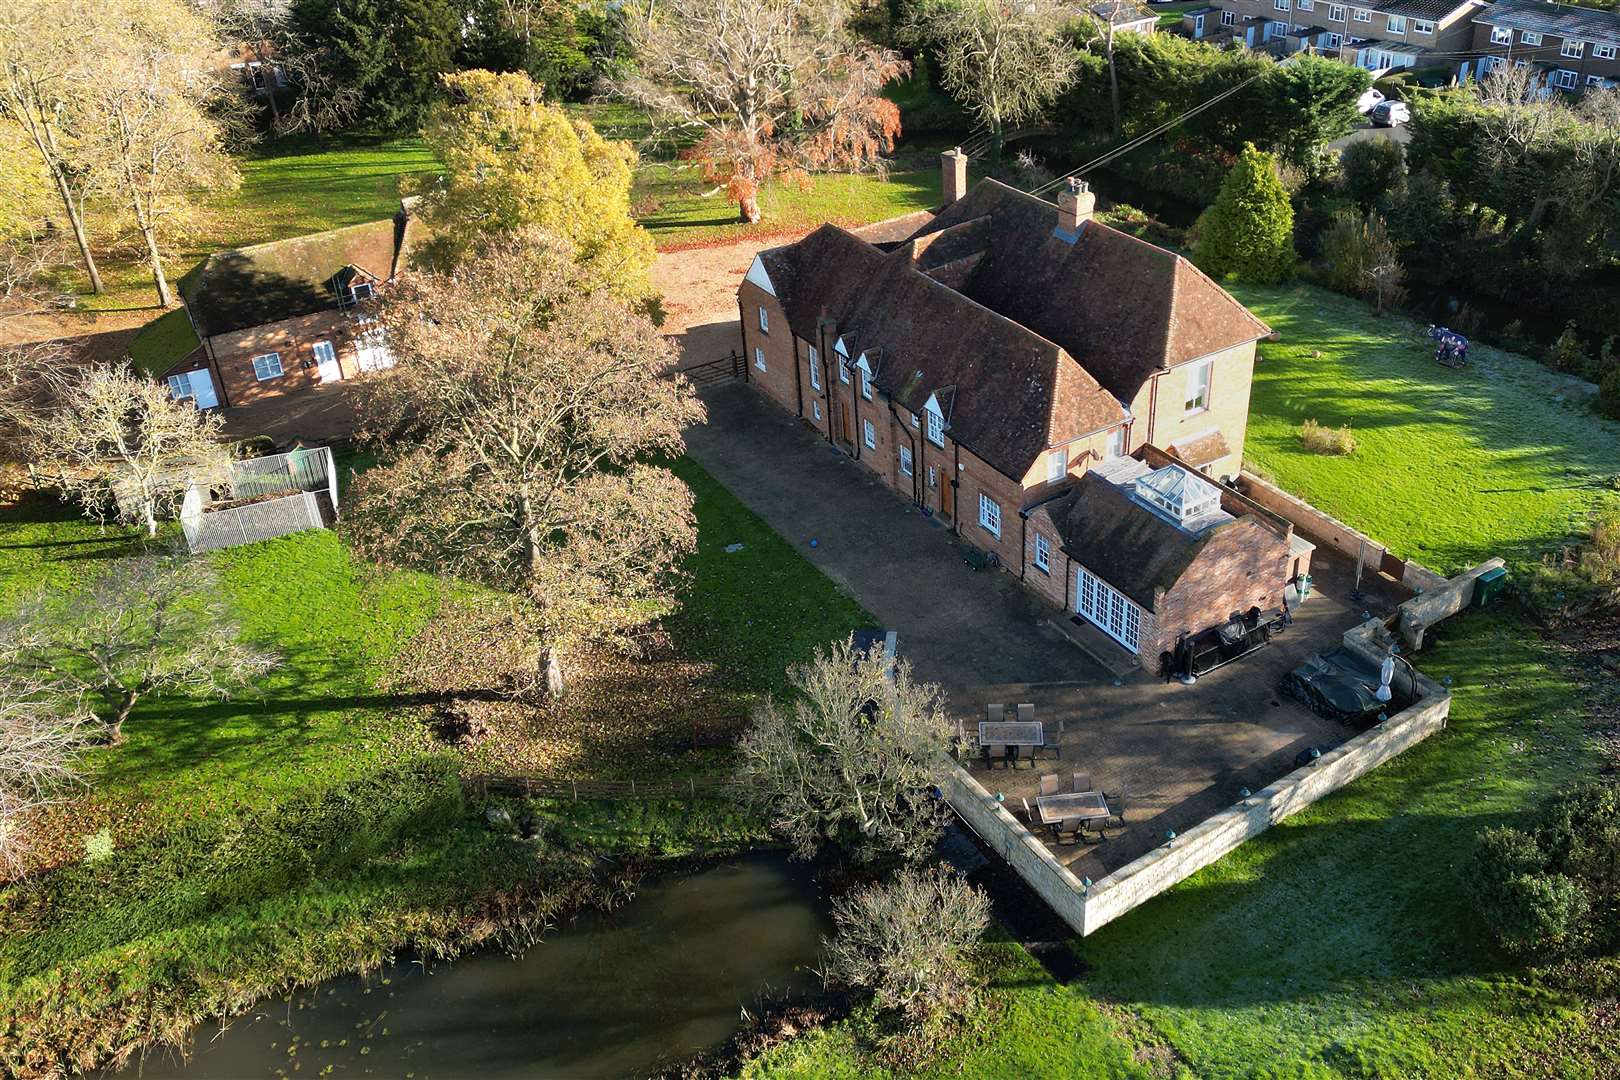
(1039, 773, 1060, 797)
(1054, 817, 1084, 845)
(1008, 743, 1025, 769)
(986, 703, 1005, 725)
(1035, 718, 1063, 761)
(1072, 771, 1094, 794)
(982, 743, 1008, 769)
(1103, 787, 1128, 826)
(1017, 702, 1035, 724)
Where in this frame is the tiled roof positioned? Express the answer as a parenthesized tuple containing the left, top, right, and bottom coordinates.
(180, 211, 417, 337)
(1472, 0, 1620, 44)
(1170, 430, 1232, 468)
(904, 180, 1272, 404)
(758, 225, 1127, 479)
(1036, 468, 1273, 610)
(1089, 0, 1157, 23)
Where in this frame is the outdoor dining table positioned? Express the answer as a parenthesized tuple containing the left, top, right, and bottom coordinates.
(1035, 791, 1110, 825)
(978, 720, 1043, 747)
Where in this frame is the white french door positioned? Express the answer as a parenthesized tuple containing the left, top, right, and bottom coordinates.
(1075, 566, 1142, 653)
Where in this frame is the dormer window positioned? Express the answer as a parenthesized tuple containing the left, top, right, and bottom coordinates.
(1134, 465, 1221, 528)
(859, 368, 872, 400)
(925, 405, 944, 447)
(341, 280, 375, 309)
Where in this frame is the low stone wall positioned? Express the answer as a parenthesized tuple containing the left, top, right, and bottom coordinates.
(940, 758, 1091, 932)
(1396, 557, 1505, 649)
(1076, 676, 1450, 935)
(943, 677, 1452, 937)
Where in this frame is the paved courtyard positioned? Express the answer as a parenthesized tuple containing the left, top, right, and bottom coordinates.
(678, 321, 1408, 879)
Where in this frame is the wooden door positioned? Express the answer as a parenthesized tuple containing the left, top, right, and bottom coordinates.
(941, 474, 954, 519)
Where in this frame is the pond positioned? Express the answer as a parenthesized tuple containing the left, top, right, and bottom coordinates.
(109, 853, 829, 1079)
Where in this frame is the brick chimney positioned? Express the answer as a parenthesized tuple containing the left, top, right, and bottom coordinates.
(941, 147, 968, 206)
(1056, 177, 1096, 237)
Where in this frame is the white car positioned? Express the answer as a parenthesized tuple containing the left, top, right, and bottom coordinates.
(1370, 100, 1411, 127)
(1356, 88, 1386, 115)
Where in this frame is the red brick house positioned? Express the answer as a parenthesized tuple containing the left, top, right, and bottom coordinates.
(734, 155, 1307, 664)
(128, 201, 419, 412)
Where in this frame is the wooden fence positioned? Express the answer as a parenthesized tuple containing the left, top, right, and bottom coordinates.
(671, 351, 746, 387)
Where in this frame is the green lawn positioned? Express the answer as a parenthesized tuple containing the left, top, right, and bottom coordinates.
(1234, 284, 1620, 575)
(0, 455, 869, 1073)
(1151, 1, 1203, 27)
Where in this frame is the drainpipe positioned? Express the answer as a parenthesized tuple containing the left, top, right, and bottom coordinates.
(1018, 508, 1029, 580)
(851, 365, 862, 461)
(736, 296, 749, 384)
(890, 404, 920, 504)
(815, 323, 834, 446)
(1146, 371, 1162, 446)
(1064, 551, 1073, 610)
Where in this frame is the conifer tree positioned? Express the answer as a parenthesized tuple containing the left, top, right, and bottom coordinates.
(1194, 143, 1296, 285)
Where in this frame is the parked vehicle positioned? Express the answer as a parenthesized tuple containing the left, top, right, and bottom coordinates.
(1356, 88, 1386, 115)
(1370, 101, 1410, 127)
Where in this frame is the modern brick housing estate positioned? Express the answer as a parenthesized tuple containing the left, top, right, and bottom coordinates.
(734, 154, 1308, 664)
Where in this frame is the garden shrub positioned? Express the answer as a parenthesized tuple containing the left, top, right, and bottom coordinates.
(1193, 143, 1296, 285)
(1468, 781, 1620, 962)
(1548, 322, 1591, 376)
(1339, 137, 1406, 211)
(1318, 210, 1406, 313)
(1600, 365, 1620, 420)
(1300, 418, 1356, 455)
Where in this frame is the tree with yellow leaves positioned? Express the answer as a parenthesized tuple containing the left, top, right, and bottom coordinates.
(412, 70, 656, 312)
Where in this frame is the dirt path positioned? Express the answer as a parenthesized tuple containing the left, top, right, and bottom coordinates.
(652, 231, 809, 334)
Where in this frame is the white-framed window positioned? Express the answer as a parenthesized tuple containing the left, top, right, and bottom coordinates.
(859, 368, 872, 401)
(1033, 533, 1051, 574)
(927, 465, 938, 489)
(899, 445, 913, 476)
(251, 352, 283, 380)
(808, 346, 821, 390)
(1412, 18, 1434, 34)
(1297, 0, 1313, 10)
(1588, 74, 1606, 86)
(1353, 7, 1371, 22)
(978, 493, 1001, 538)
(1386, 14, 1405, 33)
(754, 346, 766, 372)
(838, 360, 850, 384)
(1562, 39, 1586, 58)
(1327, 31, 1342, 47)
(1514, 57, 1528, 68)
(166, 373, 194, 400)
(1519, 30, 1542, 44)
(758, 305, 769, 332)
(1555, 69, 1579, 89)
(925, 407, 944, 447)
(812, 400, 823, 422)
(312, 340, 336, 365)
(1184, 359, 1212, 414)
(1490, 25, 1512, 44)
(910, 411, 920, 428)
(346, 281, 374, 306)
(1595, 43, 1618, 59)
(863, 418, 876, 450)
(1047, 447, 1068, 483)
(1328, 3, 1345, 20)
(1220, 9, 1235, 25)
(1274, 0, 1289, 11)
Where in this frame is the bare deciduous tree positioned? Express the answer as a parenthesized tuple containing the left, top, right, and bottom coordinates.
(0, 338, 74, 471)
(0, 670, 95, 877)
(82, 0, 241, 308)
(347, 228, 705, 696)
(822, 864, 990, 1021)
(0, 552, 278, 743)
(0, 0, 105, 293)
(28, 363, 232, 537)
(611, 0, 909, 223)
(736, 637, 953, 865)
(909, 0, 1079, 168)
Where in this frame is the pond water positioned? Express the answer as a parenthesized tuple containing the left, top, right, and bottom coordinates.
(109, 854, 829, 1080)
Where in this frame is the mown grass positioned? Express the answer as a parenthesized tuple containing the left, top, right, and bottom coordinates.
(0, 454, 868, 1072)
(1234, 284, 1620, 576)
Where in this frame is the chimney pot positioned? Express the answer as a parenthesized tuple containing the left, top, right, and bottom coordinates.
(941, 147, 969, 206)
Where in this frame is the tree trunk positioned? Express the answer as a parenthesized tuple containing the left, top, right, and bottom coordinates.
(988, 120, 1005, 171)
(106, 688, 138, 743)
(542, 645, 565, 697)
(136, 205, 173, 308)
(738, 193, 761, 224)
(48, 162, 103, 295)
(143, 497, 158, 537)
(1106, 25, 1122, 139)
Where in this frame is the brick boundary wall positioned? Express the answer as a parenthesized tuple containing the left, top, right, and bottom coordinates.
(1238, 471, 1447, 594)
(942, 669, 1452, 937)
